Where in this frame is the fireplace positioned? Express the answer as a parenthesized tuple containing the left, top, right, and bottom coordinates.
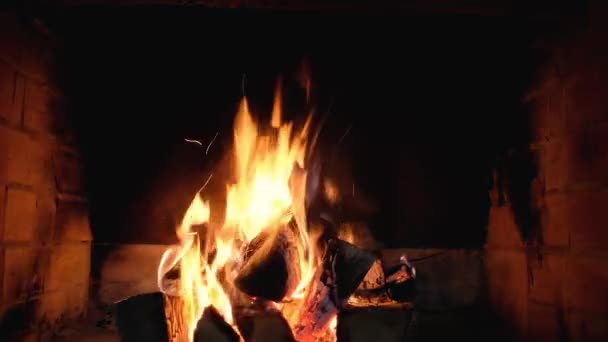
(1, 1, 608, 341)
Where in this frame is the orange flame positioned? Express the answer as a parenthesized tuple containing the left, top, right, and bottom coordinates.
(159, 81, 319, 340)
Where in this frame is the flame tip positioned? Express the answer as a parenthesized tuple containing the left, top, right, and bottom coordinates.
(160, 76, 327, 341)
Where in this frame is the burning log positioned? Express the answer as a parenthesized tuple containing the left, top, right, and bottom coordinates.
(328, 239, 377, 301)
(115, 292, 186, 342)
(235, 223, 301, 302)
(345, 254, 416, 308)
(385, 255, 417, 302)
(292, 272, 339, 342)
(193, 306, 240, 342)
(290, 238, 377, 341)
(343, 258, 408, 309)
(356, 259, 385, 291)
(346, 290, 414, 310)
(116, 292, 244, 342)
(234, 304, 295, 342)
(164, 294, 188, 342)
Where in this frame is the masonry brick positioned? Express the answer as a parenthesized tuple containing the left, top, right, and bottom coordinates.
(0, 13, 24, 68)
(54, 201, 91, 242)
(569, 188, 608, 250)
(23, 79, 48, 114)
(541, 192, 570, 247)
(23, 79, 52, 134)
(97, 244, 168, 304)
(2, 247, 47, 303)
(484, 249, 528, 335)
(566, 50, 608, 131)
(0, 7, 89, 340)
(52, 151, 84, 195)
(33, 190, 56, 244)
(528, 68, 568, 142)
(527, 302, 564, 341)
(23, 107, 50, 135)
(565, 255, 608, 314)
(539, 122, 608, 191)
(0, 126, 48, 187)
(528, 254, 566, 305)
(45, 245, 90, 293)
(566, 312, 608, 342)
(37, 284, 88, 329)
(0, 60, 23, 126)
(3, 186, 37, 242)
(544, 188, 608, 250)
(0, 13, 50, 84)
(486, 206, 524, 248)
(18, 36, 51, 85)
(529, 64, 605, 144)
(537, 137, 571, 191)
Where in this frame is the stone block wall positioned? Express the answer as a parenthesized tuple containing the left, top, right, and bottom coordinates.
(485, 2, 608, 341)
(94, 244, 168, 306)
(0, 10, 91, 340)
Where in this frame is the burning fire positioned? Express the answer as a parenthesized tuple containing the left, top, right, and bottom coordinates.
(158, 81, 321, 340)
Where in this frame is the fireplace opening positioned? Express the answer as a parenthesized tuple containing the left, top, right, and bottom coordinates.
(1, 1, 607, 341)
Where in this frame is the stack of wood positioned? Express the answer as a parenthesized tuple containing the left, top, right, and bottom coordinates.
(116, 224, 416, 341)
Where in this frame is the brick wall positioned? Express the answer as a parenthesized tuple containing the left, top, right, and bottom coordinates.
(485, 2, 608, 341)
(0, 10, 91, 340)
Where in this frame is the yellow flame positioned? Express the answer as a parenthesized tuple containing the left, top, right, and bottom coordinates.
(337, 224, 356, 246)
(159, 81, 319, 340)
(323, 179, 340, 205)
(271, 77, 282, 128)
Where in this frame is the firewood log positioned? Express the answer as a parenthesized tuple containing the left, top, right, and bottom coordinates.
(356, 259, 385, 291)
(235, 223, 301, 301)
(163, 294, 189, 342)
(235, 308, 295, 342)
(193, 306, 240, 342)
(385, 263, 417, 302)
(292, 272, 339, 342)
(328, 239, 377, 301)
(115, 292, 188, 342)
(345, 257, 415, 309)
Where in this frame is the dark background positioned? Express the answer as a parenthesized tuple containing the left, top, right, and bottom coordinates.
(50, 6, 541, 248)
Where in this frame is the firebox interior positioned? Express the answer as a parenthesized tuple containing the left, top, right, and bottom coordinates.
(52, 8, 539, 340)
(2, 1, 605, 341)
(54, 7, 538, 248)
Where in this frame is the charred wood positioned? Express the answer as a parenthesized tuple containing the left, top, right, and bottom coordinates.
(292, 272, 338, 342)
(344, 255, 417, 308)
(356, 259, 385, 290)
(235, 223, 301, 302)
(345, 290, 414, 310)
(164, 294, 189, 342)
(385, 257, 417, 302)
(386, 272, 417, 303)
(327, 239, 376, 301)
(114, 292, 172, 342)
(235, 306, 295, 342)
(193, 306, 240, 342)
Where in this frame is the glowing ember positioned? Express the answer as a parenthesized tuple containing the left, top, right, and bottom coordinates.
(158, 81, 322, 340)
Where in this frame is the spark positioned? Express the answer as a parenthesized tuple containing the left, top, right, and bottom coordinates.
(206, 132, 219, 155)
(197, 173, 213, 195)
(337, 123, 353, 145)
(309, 101, 332, 153)
(184, 138, 203, 146)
